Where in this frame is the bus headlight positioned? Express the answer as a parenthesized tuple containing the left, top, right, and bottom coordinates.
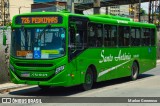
(10, 64, 15, 72)
(55, 65, 65, 75)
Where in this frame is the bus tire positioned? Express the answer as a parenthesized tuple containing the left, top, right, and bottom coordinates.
(82, 68, 94, 91)
(131, 62, 139, 80)
(38, 85, 51, 89)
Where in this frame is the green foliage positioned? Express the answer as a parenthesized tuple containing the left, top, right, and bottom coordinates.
(140, 8, 147, 16)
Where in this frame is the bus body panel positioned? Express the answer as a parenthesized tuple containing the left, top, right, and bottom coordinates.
(9, 12, 157, 88)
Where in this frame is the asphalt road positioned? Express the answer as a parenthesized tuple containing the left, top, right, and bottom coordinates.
(0, 63, 160, 106)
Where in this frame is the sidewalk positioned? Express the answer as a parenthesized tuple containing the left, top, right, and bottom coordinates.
(157, 59, 160, 64)
(0, 60, 160, 94)
(0, 83, 27, 94)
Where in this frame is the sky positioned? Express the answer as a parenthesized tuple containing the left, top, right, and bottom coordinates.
(142, 2, 149, 13)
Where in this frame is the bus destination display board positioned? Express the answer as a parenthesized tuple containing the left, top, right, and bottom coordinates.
(15, 15, 62, 24)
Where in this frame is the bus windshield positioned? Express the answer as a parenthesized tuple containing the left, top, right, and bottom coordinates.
(11, 27, 66, 59)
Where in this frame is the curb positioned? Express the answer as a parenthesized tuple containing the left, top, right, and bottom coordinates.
(0, 84, 28, 94)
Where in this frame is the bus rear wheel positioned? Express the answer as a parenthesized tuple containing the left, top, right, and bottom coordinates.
(131, 62, 139, 80)
(82, 68, 94, 91)
(38, 85, 51, 90)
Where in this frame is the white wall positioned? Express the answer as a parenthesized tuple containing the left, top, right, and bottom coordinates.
(9, 0, 33, 21)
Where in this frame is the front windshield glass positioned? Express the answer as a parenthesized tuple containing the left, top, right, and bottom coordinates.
(11, 27, 66, 59)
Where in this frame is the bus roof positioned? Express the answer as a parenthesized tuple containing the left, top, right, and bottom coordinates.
(91, 14, 134, 22)
(12, 11, 156, 28)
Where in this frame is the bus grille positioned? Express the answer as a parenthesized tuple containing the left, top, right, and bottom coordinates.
(15, 63, 53, 67)
(15, 72, 54, 81)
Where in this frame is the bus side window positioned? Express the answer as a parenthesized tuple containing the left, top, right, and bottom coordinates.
(69, 16, 88, 51)
(135, 28, 141, 46)
(142, 28, 150, 46)
(131, 28, 141, 46)
(111, 26, 117, 46)
(124, 27, 130, 46)
(104, 25, 117, 47)
(131, 28, 136, 46)
(104, 25, 110, 46)
(151, 28, 155, 46)
(118, 26, 130, 47)
(88, 24, 95, 47)
(88, 23, 103, 47)
(69, 27, 76, 49)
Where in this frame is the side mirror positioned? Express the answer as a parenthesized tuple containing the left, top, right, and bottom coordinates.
(3, 33, 7, 46)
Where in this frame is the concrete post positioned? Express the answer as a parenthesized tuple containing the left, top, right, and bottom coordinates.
(93, 0, 100, 14)
(139, 0, 141, 22)
(67, 0, 74, 13)
(106, 7, 108, 14)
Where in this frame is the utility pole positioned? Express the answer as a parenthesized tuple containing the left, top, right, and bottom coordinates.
(158, 0, 160, 30)
(0, 0, 4, 26)
(148, 0, 154, 23)
(67, 0, 74, 13)
(151, 1, 154, 23)
(0, 0, 10, 26)
(106, 6, 108, 14)
(155, 1, 158, 25)
(19, 6, 21, 14)
(139, 0, 141, 22)
(4, 0, 5, 26)
(93, 0, 100, 14)
(149, 0, 152, 23)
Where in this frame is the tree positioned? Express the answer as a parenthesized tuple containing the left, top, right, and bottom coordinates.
(140, 8, 147, 16)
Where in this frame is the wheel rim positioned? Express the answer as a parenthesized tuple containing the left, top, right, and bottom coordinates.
(83, 69, 93, 90)
(86, 74, 92, 84)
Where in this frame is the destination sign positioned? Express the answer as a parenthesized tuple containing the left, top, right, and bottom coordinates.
(15, 15, 62, 24)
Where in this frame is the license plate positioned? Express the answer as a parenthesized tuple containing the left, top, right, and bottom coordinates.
(21, 72, 30, 77)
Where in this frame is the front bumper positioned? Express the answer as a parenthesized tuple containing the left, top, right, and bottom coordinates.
(10, 68, 69, 87)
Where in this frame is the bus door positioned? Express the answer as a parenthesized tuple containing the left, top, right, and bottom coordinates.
(68, 16, 88, 85)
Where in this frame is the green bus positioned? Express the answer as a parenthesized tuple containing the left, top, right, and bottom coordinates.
(4, 11, 157, 90)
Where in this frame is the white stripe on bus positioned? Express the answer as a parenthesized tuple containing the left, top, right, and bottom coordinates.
(98, 60, 131, 77)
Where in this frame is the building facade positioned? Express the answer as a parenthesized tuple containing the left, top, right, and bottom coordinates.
(108, 5, 130, 16)
(9, 0, 33, 21)
(31, 1, 66, 12)
(129, 4, 140, 22)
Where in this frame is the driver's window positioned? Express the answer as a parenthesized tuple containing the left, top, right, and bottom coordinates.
(69, 17, 88, 50)
(69, 27, 76, 49)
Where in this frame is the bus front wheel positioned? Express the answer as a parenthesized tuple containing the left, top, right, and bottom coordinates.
(131, 62, 139, 80)
(82, 68, 94, 90)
